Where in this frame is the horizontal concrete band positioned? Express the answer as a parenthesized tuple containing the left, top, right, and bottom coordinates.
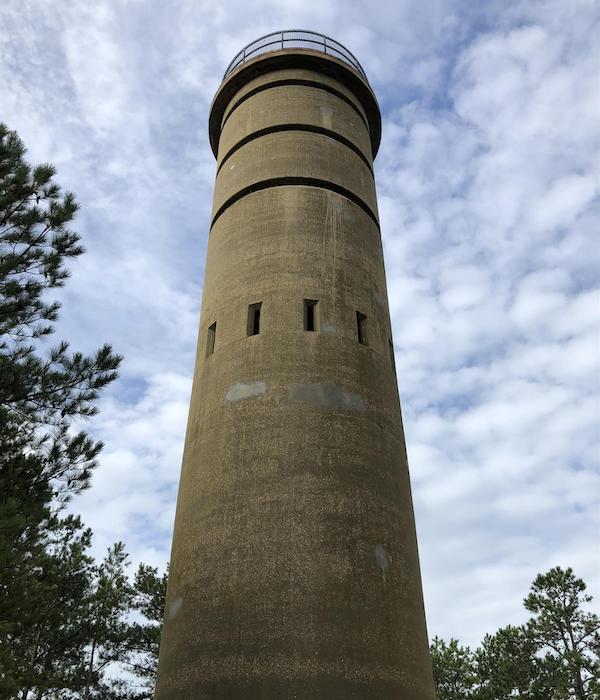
(213, 130, 377, 217)
(217, 124, 374, 175)
(210, 178, 380, 230)
(209, 51, 382, 158)
(221, 78, 370, 135)
(218, 82, 372, 163)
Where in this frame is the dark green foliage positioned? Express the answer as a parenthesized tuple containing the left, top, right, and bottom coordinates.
(524, 567, 600, 700)
(124, 565, 168, 697)
(476, 624, 564, 699)
(0, 122, 166, 699)
(430, 637, 477, 699)
(80, 542, 135, 699)
(431, 568, 600, 700)
(8, 516, 95, 699)
(0, 121, 120, 507)
(0, 123, 133, 699)
(2, 520, 164, 699)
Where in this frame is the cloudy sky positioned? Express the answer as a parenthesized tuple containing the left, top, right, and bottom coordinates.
(1, 0, 598, 647)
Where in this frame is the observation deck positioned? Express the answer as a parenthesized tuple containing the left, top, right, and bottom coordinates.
(223, 30, 369, 82)
(210, 30, 381, 158)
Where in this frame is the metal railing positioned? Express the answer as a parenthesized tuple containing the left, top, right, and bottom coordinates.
(223, 30, 368, 82)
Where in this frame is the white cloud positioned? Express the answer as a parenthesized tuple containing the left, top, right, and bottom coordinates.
(74, 373, 191, 568)
(376, 0, 599, 643)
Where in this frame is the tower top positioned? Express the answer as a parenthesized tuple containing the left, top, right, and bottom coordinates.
(223, 30, 369, 81)
(209, 29, 381, 159)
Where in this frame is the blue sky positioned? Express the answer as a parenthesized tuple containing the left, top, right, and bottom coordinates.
(1, 0, 598, 647)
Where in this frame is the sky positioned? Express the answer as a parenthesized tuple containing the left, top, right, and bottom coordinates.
(1, 0, 598, 648)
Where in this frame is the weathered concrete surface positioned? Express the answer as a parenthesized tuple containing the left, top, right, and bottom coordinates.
(218, 82, 373, 163)
(155, 47, 436, 700)
(212, 129, 377, 223)
(209, 52, 381, 157)
(220, 67, 369, 129)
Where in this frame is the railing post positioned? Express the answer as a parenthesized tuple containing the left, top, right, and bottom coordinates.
(281, 31, 284, 49)
(324, 35, 327, 54)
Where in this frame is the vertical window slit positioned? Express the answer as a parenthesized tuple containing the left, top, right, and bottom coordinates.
(389, 338, 396, 373)
(304, 299, 318, 331)
(206, 321, 216, 356)
(356, 311, 368, 346)
(247, 302, 262, 336)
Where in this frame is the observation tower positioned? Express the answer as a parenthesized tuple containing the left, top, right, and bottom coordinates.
(155, 30, 435, 699)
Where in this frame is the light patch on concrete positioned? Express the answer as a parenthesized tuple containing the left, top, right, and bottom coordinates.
(374, 544, 391, 572)
(168, 596, 183, 619)
(343, 200, 357, 223)
(226, 381, 267, 402)
(374, 544, 391, 583)
(320, 322, 337, 334)
(288, 383, 366, 412)
(320, 104, 334, 129)
(373, 292, 386, 308)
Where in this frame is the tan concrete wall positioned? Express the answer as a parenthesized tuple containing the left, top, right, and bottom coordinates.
(212, 130, 377, 223)
(220, 67, 369, 127)
(218, 84, 372, 164)
(155, 50, 435, 700)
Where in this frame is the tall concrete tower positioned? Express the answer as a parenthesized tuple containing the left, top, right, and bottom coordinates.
(155, 31, 435, 699)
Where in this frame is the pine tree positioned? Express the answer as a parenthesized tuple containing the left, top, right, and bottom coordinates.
(475, 624, 564, 699)
(125, 565, 168, 697)
(80, 543, 135, 700)
(430, 636, 478, 699)
(524, 567, 600, 700)
(0, 122, 121, 503)
(430, 568, 600, 700)
(12, 515, 95, 699)
(0, 122, 122, 697)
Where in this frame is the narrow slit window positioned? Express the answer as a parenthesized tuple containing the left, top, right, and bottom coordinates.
(389, 338, 396, 373)
(247, 302, 262, 336)
(304, 299, 319, 331)
(356, 311, 368, 346)
(206, 321, 216, 356)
